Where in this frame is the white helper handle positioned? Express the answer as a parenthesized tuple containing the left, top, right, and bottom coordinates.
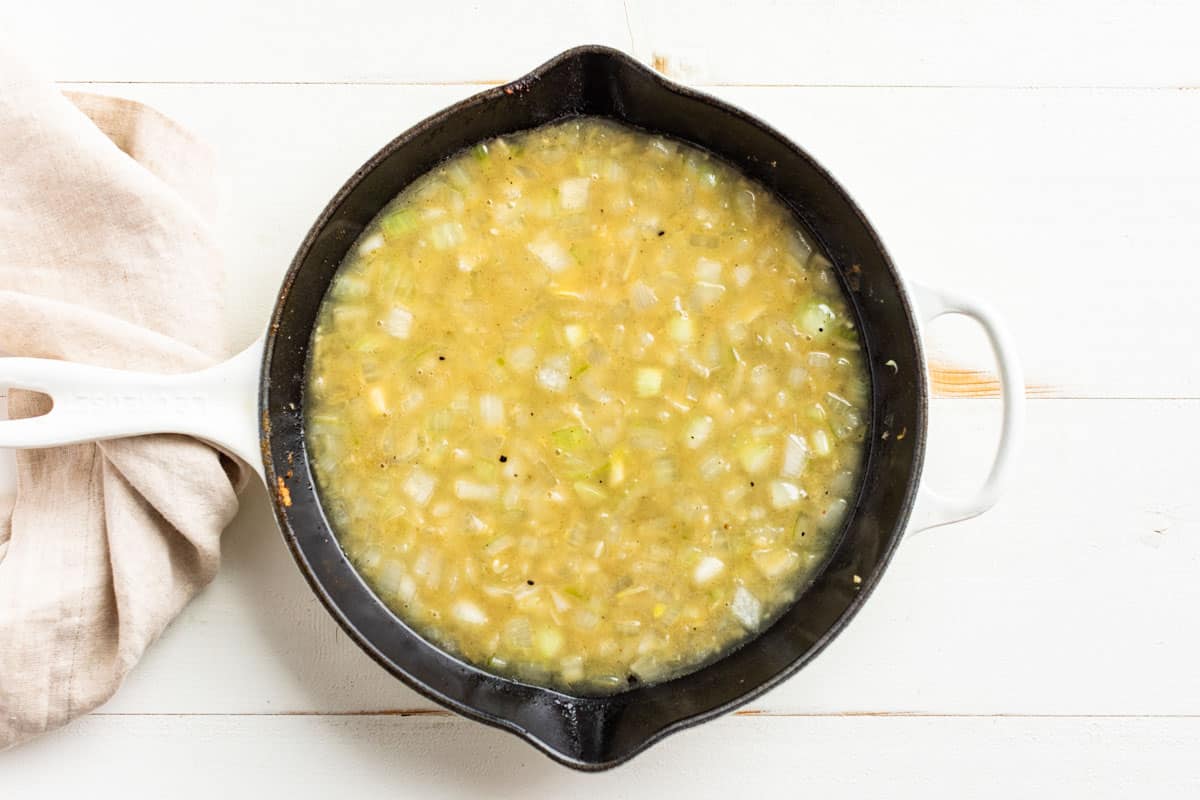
(0, 338, 265, 479)
(908, 283, 1025, 533)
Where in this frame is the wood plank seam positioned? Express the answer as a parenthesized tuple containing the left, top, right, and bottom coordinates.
(87, 711, 1200, 719)
(52, 80, 1200, 91)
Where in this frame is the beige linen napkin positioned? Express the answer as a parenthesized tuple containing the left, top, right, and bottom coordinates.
(0, 50, 245, 747)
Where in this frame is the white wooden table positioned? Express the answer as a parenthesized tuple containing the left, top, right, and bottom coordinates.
(3, 2, 1199, 795)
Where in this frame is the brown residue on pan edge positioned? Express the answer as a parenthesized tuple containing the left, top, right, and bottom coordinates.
(651, 53, 670, 75)
(276, 476, 292, 508)
(930, 360, 1054, 399)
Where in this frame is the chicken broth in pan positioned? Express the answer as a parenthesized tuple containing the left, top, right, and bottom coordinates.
(307, 118, 868, 693)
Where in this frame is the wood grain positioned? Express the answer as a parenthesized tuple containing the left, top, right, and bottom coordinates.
(49, 82, 1200, 398)
(5, 2, 1200, 789)
(5, 714, 1198, 796)
(10, 1, 1199, 88)
(87, 400, 1199, 717)
(929, 361, 1056, 399)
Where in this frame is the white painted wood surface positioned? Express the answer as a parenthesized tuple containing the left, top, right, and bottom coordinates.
(2, 1, 1199, 795)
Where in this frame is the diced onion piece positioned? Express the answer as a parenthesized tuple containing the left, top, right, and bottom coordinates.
(738, 440, 775, 474)
(430, 221, 465, 250)
(798, 302, 837, 336)
(508, 345, 537, 373)
(698, 453, 727, 481)
(452, 599, 488, 625)
(685, 415, 714, 448)
(768, 479, 805, 509)
(357, 232, 385, 256)
(692, 281, 726, 309)
(693, 555, 726, 585)
(528, 235, 572, 272)
(383, 306, 414, 339)
(564, 324, 588, 348)
(733, 264, 753, 287)
(399, 390, 424, 414)
(376, 561, 405, 594)
(821, 498, 850, 532)
(535, 626, 564, 658)
(559, 177, 590, 210)
(551, 426, 589, 450)
(695, 257, 723, 282)
(573, 481, 606, 505)
(505, 617, 532, 648)
(367, 385, 389, 415)
(479, 394, 504, 429)
(753, 548, 801, 580)
(812, 428, 832, 457)
(561, 655, 585, 683)
(549, 589, 572, 612)
(782, 433, 809, 478)
(731, 586, 762, 629)
(403, 469, 436, 507)
(454, 479, 498, 502)
(537, 364, 569, 393)
(651, 459, 676, 486)
(629, 426, 669, 451)
(484, 535, 513, 555)
(502, 485, 521, 509)
(668, 315, 695, 343)
(790, 230, 815, 264)
(609, 451, 627, 486)
(380, 207, 418, 238)
(635, 367, 664, 397)
(808, 351, 832, 370)
(631, 281, 658, 309)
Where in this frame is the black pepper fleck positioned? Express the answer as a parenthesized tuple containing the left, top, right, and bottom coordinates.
(499, 455, 508, 463)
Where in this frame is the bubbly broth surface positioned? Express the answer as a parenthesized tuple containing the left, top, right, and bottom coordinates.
(307, 118, 868, 692)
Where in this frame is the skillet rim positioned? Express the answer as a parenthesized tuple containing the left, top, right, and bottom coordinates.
(260, 44, 929, 770)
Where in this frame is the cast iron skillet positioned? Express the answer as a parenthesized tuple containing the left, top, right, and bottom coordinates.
(0, 46, 1023, 770)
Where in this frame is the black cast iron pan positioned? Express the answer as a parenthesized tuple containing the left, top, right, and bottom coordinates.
(0, 46, 1023, 770)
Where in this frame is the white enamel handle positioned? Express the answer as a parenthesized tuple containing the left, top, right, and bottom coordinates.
(0, 338, 265, 479)
(908, 283, 1025, 533)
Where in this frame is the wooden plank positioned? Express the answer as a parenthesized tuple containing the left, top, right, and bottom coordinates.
(4, 714, 1198, 796)
(627, 0, 1200, 88)
(93, 399, 1200, 716)
(55, 82, 1200, 398)
(12, 1, 1200, 87)
(7, 0, 633, 84)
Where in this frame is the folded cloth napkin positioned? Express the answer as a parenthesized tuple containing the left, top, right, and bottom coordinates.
(0, 49, 245, 748)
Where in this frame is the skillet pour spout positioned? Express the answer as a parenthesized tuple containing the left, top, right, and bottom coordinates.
(0, 45, 1024, 770)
